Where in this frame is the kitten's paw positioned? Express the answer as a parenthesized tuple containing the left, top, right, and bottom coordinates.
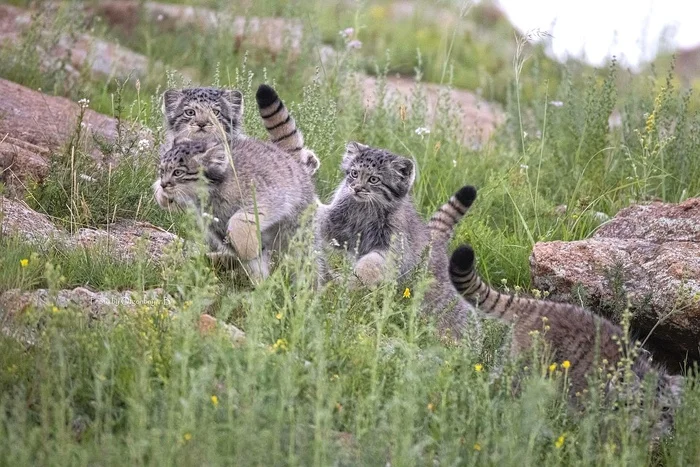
(227, 215, 260, 261)
(353, 252, 386, 287)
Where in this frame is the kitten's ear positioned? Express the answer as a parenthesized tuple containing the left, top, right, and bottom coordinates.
(392, 157, 415, 186)
(343, 141, 367, 165)
(196, 141, 229, 181)
(222, 89, 244, 119)
(163, 90, 184, 120)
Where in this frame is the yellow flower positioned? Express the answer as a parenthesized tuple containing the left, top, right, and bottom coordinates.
(183, 433, 192, 442)
(19, 259, 29, 268)
(403, 288, 411, 298)
(562, 360, 571, 370)
(555, 434, 565, 449)
(51, 306, 59, 314)
(474, 363, 483, 372)
(272, 338, 288, 352)
(473, 443, 481, 451)
(275, 312, 283, 320)
(211, 395, 219, 407)
(549, 363, 557, 373)
(427, 403, 435, 412)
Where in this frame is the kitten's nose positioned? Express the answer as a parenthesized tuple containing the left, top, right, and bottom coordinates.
(197, 121, 207, 129)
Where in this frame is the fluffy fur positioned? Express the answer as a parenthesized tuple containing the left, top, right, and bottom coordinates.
(154, 136, 315, 280)
(163, 87, 244, 144)
(316, 142, 481, 342)
(449, 243, 684, 438)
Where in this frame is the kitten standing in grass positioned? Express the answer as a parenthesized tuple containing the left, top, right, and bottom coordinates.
(153, 85, 318, 279)
(316, 141, 481, 342)
(449, 244, 683, 439)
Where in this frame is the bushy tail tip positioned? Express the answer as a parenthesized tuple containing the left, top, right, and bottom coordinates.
(454, 185, 477, 209)
(450, 244, 475, 273)
(255, 84, 279, 108)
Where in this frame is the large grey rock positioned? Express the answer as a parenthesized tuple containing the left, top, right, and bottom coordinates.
(1, 196, 180, 261)
(0, 4, 151, 81)
(88, 1, 302, 57)
(531, 198, 700, 368)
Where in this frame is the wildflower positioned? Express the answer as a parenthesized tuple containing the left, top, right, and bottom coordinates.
(452, 159, 457, 168)
(549, 100, 564, 107)
(137, 139, 151, 151)
(473, 443, 481, 451)
(275, 312, 283, 320)
(51, 306, 59, 314)
(414, 127, 430, 137)
(562, 360, 571, 370)
(272, 338, 288, 352)
(78, 98, 90, 109)
(555, 434, 565, 449)
(403, 287, 411, 298)
(339, 27, 354, 39)
(548, 363, 557, 373)
(520, 164, 529, 170)
(330, 374, 339, 381)
(427, 403, 435, 411)
(474, 363, 483, 372)
(211, 395, 219, 407)
(79, 174, 97, 182)
(19, 258, 29, 268)
(183, 433, 192, 442)
(335, 402, 343, 412)
(346, 40, 362, 50)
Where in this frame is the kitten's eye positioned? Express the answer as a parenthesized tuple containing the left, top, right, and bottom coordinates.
(212, 109, 220, 116)
(369, 176, 380, 184)
(350, 169, 358, 178)
(173, 169, 185, 177)
(184, 109, 195, 117)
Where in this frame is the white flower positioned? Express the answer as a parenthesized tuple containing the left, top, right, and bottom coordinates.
(339, 27, 354, 39)
(79, 174, 96, 182)
(414, 127, 431, 137)
(78, 98, 90, 109)
(520, 164, 529, 170)
(137, 139, 151, 151)
(549, 100, 564, 107)
(452, 160, 457, 168)
(330, 238, 340, 247)
(346, 40, 362, 50)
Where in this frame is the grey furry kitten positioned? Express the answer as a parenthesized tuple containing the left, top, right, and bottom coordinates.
(316, 142, 481, 342)
(449, 244, 683, 438)
(155, 136, 315, 280)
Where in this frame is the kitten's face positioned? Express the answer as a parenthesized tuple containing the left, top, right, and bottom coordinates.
(158, 138, 228, 207)
(163, 88, 243, 140)
(341, 142, 415, 206)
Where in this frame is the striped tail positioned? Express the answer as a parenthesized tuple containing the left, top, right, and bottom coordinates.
(449, 244, 527, 323)
(427, 185, 477, 248)
(256, 84, 320, 175)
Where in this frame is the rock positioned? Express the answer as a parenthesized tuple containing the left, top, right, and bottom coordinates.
(530, 198, 700, 368)
(198, 314, 246, 345)
(358, 74, 504, 148)
(88, 1, 302, 57)
(0, 286, 173, 346)
(0, 4, 151, 82)
(0, 79, 151, 190)
(1, 196, 180, 261)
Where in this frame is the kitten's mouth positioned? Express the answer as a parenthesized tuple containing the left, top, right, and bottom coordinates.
(352, 192, 369, 201)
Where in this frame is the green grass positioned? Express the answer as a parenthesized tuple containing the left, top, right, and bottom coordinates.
(0, 0, 699, 465)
